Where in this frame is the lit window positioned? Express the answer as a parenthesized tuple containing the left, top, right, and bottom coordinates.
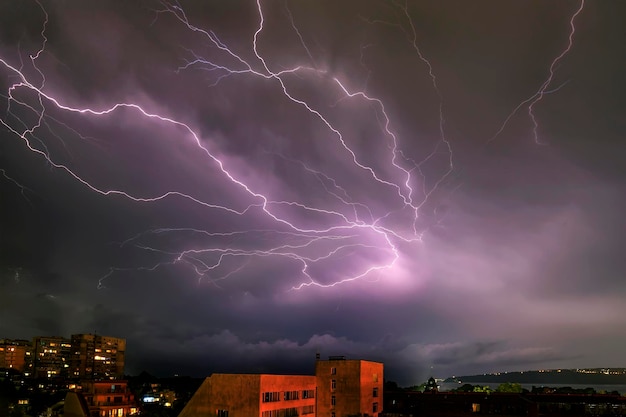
(373, 373, 378, 382)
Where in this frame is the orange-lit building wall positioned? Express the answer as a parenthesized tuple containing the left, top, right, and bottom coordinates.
(178, 373, 316, 417)
(259, 374, 317, 417)
(315, 358, 383, 417)
(178, 358, 383, 417)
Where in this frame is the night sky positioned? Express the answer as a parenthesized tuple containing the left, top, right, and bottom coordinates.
(1, 1, 625, 385)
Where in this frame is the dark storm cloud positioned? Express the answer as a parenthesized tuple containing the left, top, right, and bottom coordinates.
(1, 0, 625, 385)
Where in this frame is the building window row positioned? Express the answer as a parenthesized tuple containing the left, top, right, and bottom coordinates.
(262, 391, 281, 402)
(264, 389, 316, 403)
(261, 408, 298, 417)
(283, 390, 299, 401)
(100, 408, 125, 417)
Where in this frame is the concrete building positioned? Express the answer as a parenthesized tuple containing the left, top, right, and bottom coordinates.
(0, 334, 125, 380)
(316, 357, 383, 417)
(0, 339, 30, 372)
(179, 374, 317, 417)
(70, 334, 126, 380)
(178, 357, 383, 417)
(32, 336, 72, 379)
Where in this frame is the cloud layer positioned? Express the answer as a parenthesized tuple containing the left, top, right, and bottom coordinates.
(1, 1, 625, 385)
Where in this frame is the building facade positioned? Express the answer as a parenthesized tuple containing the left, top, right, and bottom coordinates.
(32, 336, 72, 379)
(179, 374, 317, 417)
(178, 357, 383, 417)
(0, 334, 125, 380)
(70, 334, 126, 380)
(0, 339, 30, 372)
(64, 380, 138, 417)
(316, 357, 383, 417)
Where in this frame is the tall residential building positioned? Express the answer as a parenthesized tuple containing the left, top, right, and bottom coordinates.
(0, 339, 30, 372)
(315, 356, 383, 417)
(32, 336, 72, 379)
(70, 334, 126, 380)
(178, 357, 383, 417)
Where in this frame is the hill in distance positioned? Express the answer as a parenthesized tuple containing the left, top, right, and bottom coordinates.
(444, 368, 626, 385)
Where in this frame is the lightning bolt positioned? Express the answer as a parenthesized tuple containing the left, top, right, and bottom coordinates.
(488, 0, 585, 145)
(0, 168, 33, 204)
(0, 1, 584, 292)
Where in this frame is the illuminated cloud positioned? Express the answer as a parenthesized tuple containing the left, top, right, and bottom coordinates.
(1, 1, 624, 384)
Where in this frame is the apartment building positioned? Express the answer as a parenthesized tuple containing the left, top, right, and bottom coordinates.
(1, 333, 126, 380)
(0, 339, 30, 372)
(70, 334, 126, 380)
(32, 336, 72, 379)
(0, 339, 31, 372)
(64, 380, 139, 417)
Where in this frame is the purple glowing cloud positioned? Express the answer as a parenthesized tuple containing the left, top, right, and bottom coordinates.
(1, 0, 624, 384)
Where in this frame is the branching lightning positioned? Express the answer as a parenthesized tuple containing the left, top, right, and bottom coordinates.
(0, 0, 585, 292)
(0, 168, 33, 204)
(488, 0, 585, 145)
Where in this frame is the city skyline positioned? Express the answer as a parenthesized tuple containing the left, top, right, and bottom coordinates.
(1, 1, 625, 386)
(1, 333, 125, 380)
